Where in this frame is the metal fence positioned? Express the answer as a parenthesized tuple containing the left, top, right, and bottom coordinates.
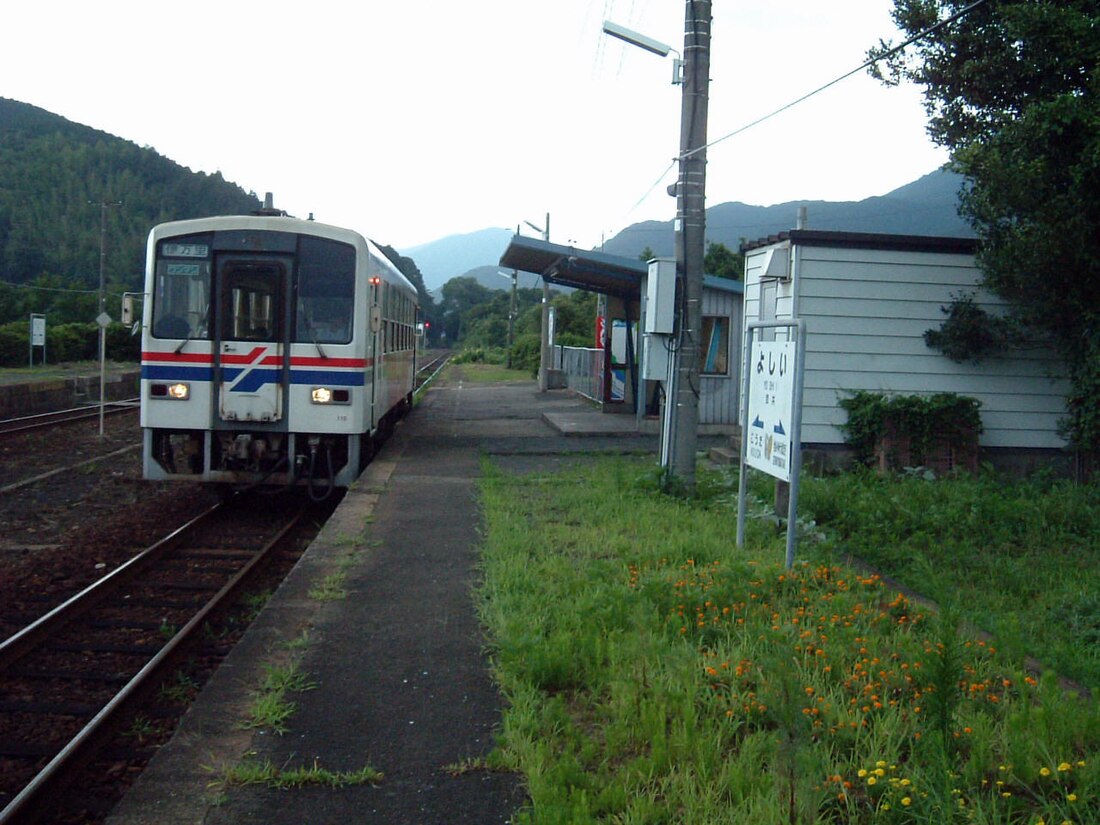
(558, 346, 603, 402)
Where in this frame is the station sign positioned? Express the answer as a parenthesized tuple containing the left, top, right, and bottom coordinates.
(745, 338, 797, 481)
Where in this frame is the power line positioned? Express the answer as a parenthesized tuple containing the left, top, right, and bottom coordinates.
(682, 0, 990, 161)
(0, 279, 99, 294)
(619, 0, 990, 220)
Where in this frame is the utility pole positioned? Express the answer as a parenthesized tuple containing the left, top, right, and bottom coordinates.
(94, 200, 122, 437)
(525, 214, 551, 392)
(507, 268, 518, 368)
(668, 0, 711, 489)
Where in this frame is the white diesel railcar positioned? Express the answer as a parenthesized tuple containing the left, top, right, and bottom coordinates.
(140, 214, 417, 497)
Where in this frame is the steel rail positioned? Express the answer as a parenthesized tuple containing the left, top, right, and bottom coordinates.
(0, 502, 306, 825)
(0, 398, 139, 436)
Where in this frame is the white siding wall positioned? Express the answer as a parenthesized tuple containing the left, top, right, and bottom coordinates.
(744, 241, 1069, 450)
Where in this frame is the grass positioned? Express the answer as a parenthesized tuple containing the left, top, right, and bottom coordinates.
(308, 572, 348, 601)
(0, 359, 137, 385)
(476, 456, 1100, 824)
(800, 468, 1100, 688)
(214, 754, 382, 790)
(240, 662, 317, 735)
(449, 362, 533, 383)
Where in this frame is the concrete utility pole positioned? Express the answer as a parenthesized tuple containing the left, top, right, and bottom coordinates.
(526, 214, 551, 392)
(668, 0, 711, 489)
(95, 200, 122, 437)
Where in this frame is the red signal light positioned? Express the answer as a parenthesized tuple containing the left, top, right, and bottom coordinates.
(369, 276, 381, 286)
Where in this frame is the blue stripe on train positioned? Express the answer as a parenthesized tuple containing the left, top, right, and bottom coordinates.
(143, 365, 366, 391)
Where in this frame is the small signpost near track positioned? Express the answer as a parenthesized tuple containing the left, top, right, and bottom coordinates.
(29, 314, 46, 367)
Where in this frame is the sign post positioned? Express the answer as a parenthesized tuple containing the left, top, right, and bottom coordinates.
(736, 320, 807, 569)
(29, 314, 46, 367)
(96, 310, 112, 438)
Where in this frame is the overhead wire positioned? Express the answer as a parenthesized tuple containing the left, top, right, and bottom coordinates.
(619, 0, 990, 221)
(681, 0, 990, 162)
(0, 279, 99, 294)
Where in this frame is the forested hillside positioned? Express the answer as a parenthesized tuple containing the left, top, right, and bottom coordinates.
(0, 97, 260, 323)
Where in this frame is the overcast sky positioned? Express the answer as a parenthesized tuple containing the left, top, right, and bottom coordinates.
(2, 0, 947, 252)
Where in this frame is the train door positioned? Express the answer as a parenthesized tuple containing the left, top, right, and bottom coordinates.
(214, 256, 291, 423)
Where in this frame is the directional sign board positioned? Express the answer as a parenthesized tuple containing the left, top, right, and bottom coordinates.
(745, 338, 796, 482)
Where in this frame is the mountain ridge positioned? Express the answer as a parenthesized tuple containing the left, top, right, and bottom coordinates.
(401, 168, 972, 291)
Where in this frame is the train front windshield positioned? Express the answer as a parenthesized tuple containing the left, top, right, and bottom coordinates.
(151, 232, 357, 345)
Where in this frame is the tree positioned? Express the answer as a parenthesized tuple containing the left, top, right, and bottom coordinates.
(871, 0, 1100, 449)
(439, 277, 493, 344)
(704, 241, 743, 280)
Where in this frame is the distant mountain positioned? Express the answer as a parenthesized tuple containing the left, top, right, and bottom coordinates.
(601, 168, 972, 259)
(399, 228, 513, 293)
(402, 169, 972, 294)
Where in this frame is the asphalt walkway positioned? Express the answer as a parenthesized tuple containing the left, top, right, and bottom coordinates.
(108, 374, 670, 825)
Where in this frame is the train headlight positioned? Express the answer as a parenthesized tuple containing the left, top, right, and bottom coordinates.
(311, 387, 350, 405)
(151, 382, 190, 400)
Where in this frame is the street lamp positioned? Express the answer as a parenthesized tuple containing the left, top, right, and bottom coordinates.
(497, 269, 518, 368)
(602, 4, 711, 490)
(601, 20, 684, 84)
(521, 215, 553, 391)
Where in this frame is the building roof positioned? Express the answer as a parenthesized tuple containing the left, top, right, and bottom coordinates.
(499, 235, 645, 299)
(740, 229, 977, 255)
(499, 235, 744, 298)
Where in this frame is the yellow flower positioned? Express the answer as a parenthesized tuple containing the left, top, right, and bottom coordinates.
(901, 797, 912, 807)
(868, 776, 877, 786)
(1067, 793, 1077, 802)
(1058, 762, 1073, 773)
(857, 769, 867, 778)
(1040, 767, 1052, 777)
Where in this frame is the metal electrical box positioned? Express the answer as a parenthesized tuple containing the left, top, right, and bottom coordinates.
(645, 258, 676, 334)
(642, 333, 670, 381)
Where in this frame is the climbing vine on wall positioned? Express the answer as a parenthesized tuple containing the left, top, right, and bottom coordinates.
(839, 391, 982, 467)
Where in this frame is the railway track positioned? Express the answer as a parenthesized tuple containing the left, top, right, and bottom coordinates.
(0, 400, 139, 438)
(415, 351, 450, 392)
(0, 494, 319, 825)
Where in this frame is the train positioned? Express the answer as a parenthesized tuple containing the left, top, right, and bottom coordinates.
(138, 211, 419, 498)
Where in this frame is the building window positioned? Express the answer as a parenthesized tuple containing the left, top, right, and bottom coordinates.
(701, 316, 729, 375)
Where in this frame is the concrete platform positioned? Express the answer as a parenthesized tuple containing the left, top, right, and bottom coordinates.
(106, 381, 688, 825)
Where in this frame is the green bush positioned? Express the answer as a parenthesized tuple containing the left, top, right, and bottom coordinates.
(0, 322, 26, 365)
(453, 346, 506, 366)
(0, 319, 140, 367)
(510, 334, 541, 377)
(839, 390, 982, 465)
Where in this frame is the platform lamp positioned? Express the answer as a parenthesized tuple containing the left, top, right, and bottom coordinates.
(522, 215, 552, 391)
(497, 269, 518, 368)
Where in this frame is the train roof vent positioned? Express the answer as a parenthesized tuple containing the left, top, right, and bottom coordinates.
(252, 191, 288, 217)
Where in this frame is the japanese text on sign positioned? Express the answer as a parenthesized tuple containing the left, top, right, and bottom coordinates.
(746, 339, 796, 481)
